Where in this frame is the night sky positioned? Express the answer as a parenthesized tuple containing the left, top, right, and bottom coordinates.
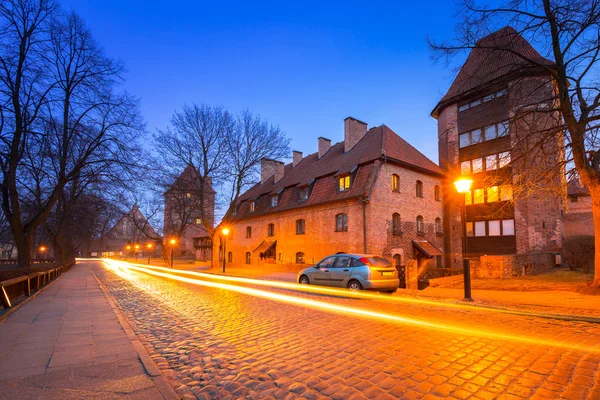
(61, 0, 464, 164)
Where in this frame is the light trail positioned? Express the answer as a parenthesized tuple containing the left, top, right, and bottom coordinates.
(103, 259, 600, 354)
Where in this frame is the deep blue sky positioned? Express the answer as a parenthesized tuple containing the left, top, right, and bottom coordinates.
(62, 1, 461, 164)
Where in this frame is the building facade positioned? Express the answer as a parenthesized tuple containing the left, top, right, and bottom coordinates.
(565, 178, 593, 238)
(216, 117, 445, 284)
(433, 27, 565, 268)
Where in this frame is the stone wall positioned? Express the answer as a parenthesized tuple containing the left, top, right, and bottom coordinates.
(471, 252, 555, 279)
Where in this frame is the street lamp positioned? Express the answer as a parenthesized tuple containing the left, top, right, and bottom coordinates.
(221, 227, 230, 273)
(134, 244, 140, 263)
(39, 246, 46, 260)
(147, 243, 153, 265)
(454, 177, 474, 302)
(169, 238, 177, 268)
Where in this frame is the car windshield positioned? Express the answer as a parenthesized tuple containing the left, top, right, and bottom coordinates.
(366, 257, 391, 267)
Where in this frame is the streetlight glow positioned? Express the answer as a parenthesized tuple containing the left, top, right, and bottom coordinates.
(39, 246, 46, 252)
(126, 245, 131, 250)
(454, 178, 473, 194)
(169, 238, 177, 245)
(222, 227, 230, 236)
(147, 243, 153, 249)
(134, 244, 140, 250)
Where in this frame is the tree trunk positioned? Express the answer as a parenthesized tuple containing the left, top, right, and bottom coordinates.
(16, 233, 32, 268)
(593, 194, 600, 287)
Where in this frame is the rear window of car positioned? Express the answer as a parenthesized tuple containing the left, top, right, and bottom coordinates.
(367, 257, 391, 267)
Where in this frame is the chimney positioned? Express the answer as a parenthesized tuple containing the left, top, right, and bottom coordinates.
(261, 158, 285, 184)
(318, 137, 331, 159)
(292, 150, 303, 167)
(344, 117, 368, 153)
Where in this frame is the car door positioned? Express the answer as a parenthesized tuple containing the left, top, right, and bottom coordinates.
(310, 256, 335, 286)
(330, 255, 353, 287)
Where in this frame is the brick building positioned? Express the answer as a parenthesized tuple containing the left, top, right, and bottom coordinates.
(564, 178, 593, 238)
(164, 165, 215, 261)
(216, 117, 445, 284)
(432, 27, 564, 269)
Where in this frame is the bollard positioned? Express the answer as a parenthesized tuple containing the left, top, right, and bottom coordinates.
(463, 259, 474, 301)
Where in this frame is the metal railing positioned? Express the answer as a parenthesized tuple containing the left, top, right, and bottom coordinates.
(0, 261, 74, 309)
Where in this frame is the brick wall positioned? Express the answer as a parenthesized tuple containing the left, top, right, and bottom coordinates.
(471, 252, 555, 279)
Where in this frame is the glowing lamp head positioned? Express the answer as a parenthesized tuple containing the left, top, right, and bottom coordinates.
(126, 245, 131, 250)
(169, 238, 177, 245)
(454, 178, 473, 194)
(222, 227, 230, 236)
(134, 244, 140, 250)
(39, 246, 46, 252)
(147, 243, 153, 249)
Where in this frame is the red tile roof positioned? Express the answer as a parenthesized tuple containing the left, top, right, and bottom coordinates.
(432, 26, 554, 116)
(233, 125, 443, 221)
(567, 178, 589, 197)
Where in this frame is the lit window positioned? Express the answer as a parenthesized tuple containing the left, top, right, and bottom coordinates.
(392, 174, 399, 192)
(461, 161, 471, 174)
(271, 195, 278, 207)
(465, 191, 472, 205)
(486, 154, 498, 170)
(299, 187, 309, 200)
(416, 216, 424, 234)
(484, 125, 496, 141)
(416, 181, 423, 198)
(335, 214, 348, 232)
(499, 151, 511, 168)
(296, 219, 305, 235)
(473, 188, 485, 204)
(501, 185, 513, 201)
(268, 223, 274, 237)
(502, 219, 515, 235)
(338, 176, 351, 191)
(487, 186, 499, 203)
(466, 222, 474, 237)
(459, 133, 470, 148)
(186, 193, 191, 198)
(195, 218, 202, 224)
(475, 221, 486, 237)
(250, 201, 255, 212)
(488, 220, 501, 236)
(472, 158, 483, 173)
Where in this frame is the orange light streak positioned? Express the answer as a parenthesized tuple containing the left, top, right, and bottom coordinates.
(103, 259, 600, 354)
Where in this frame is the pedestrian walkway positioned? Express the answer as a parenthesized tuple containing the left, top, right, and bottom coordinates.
(0, 261, 176, 399)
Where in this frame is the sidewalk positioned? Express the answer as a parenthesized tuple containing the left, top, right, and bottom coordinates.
(0, 261, 176, 399)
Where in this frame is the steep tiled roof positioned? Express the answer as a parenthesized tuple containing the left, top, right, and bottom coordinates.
(233, 125, 442, 221)
(165, 164, 216, 195)
(432, 26, 554, 116)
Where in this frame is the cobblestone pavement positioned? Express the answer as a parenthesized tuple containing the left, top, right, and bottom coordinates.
(92, 260, 600, 400)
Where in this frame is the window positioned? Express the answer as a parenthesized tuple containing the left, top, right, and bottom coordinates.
(227, 252, 232, 262)
(435, 218, 442, 235)
(486, 154, 498, 170)
(471, 129, 482, 144)
(416, 216, 424, 235)
(458, 89, 508, 113)
(299, 186, 309, 201)
(296, 219, 305, 235)
(465, 191, 472, 205)
(434, 185, 441, 201)
(458, 119, 510, 148)
(459, 133, 470, 148)
(270, 195, 279, 208)
(498, 120, 509, 137)
(473, 188, 485, 204)
(461, 160, 471, 174)
(392, 213, 401, 235)
(502, 219, 515, 235)
(416, 181, 423, 198)
(246, 226, 251, 238)
(488, 220, 501, 236)
(499, 151, 511, 168)
(500, 185, 513, 201)
(466, 222, 474, 237)
(474, 221, 486, 237)
(250, 201, 255, 212)
(296, 252, 305, 264)
(335, 213, 348, 232)
(392, 174, 399, 192)
(267, 223, 274, 237)
(245, 252, 251, 264)
(472, 158, 483, 173)
(338, 175, 351, 191)
(487, 186, 499, 203)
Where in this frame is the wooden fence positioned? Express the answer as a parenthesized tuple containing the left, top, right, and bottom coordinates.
(0, 262, 74, 309)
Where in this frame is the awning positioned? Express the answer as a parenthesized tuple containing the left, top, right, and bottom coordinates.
(412, 240, 443, 258)
(254, 240, 276, 254)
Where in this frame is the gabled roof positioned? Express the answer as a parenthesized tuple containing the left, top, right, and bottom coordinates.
(232, 125, 442, 221)
(432, 26, 554, 116)
(165, 164, 216, 195)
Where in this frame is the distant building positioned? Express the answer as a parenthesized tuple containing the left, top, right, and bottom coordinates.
(164, 165, 215, 261)
(82, 205, 160, 257)
(565, 178, 593, 238)
(432, 27, 564, 268)
(217, 117, 445, 285)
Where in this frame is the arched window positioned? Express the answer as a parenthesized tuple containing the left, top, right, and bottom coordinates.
(296, 252, 305, 264)
(228, 252, 232, 262)
(416, 216, 424, 234)
(245, 252, 251, 264)
(267, 223, 275, 237)
(416, 181, 423, 198)
(392, 213, 401, 235)
(392, 174, 399, 192)
(335, 213, 348, 232)
(434, 185, 441, 201)
(296, 219, 305, 235)
(246, 226, 252, 238)
(435, 218, 442, 234)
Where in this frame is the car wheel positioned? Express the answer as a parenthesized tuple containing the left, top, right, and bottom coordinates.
(299, 275, 310, 285)
(347, 280, 362, 291)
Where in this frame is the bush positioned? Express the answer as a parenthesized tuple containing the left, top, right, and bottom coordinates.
(563, 235, 594, 273)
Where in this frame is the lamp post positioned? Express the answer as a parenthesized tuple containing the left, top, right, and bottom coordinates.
(147, 243, 153, 265)
(126, 245, 131, 260)
(454, 177, 474, 302)
(169, 238, 177, 268)
(221, 227, 230, 273)
(134, 244, 140, 263)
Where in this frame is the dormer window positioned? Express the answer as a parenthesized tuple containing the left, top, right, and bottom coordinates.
(338, 175, 351, 192)
(299, 186, 309, 201)
(270, 195, 279, 208)
(250, 201, 255, 212)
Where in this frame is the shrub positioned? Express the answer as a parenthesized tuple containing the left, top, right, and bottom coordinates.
(563, 235, 594, 273)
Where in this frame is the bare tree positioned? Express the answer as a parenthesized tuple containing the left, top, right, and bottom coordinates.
(430, 0, 600, 286)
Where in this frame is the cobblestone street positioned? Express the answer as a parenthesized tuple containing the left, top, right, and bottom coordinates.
(93, 260, 600, 400)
